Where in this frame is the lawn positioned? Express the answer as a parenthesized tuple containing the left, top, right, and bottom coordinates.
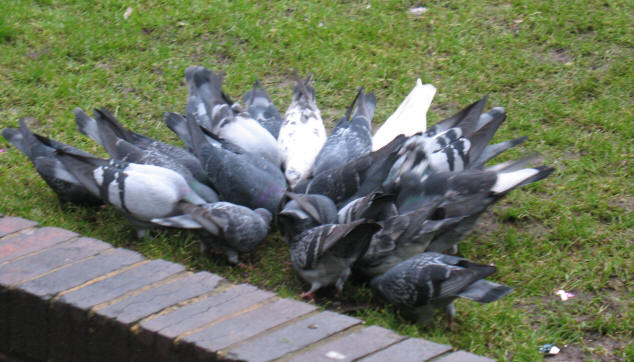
(0, 1, 632, 360)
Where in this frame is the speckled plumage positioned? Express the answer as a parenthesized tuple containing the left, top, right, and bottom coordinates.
(289, 220, 381, 295)
(370, 252, 513, 323)
(311, 88, 375, 176)
(152, 201, 272, 264)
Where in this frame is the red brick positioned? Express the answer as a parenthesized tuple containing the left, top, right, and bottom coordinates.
(0, 227, 77, 264)
(50, 259, 185, 362)
(0, 237, 111, 287)
(359, 338, 453, 362)
(8, 248, 143, 361)
(227, 311, 361, 362)
(0, 216, 38, 238)
(178, 298, 316, 361)
(287, 326, 405, 362)
(434, 350, 496, 362)
(88, 272, 223, 362)
(133, 284, 273, 361)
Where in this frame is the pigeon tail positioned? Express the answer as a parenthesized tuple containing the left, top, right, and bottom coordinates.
(470, 136, 528, 168)
(463, 107, 507, 166)
(426, 95, 488, 137)
(491, 166, 555, 194)
(458, 279, 513, 303)
(163, 112, 193, 151)
(74, 108, 103, 147)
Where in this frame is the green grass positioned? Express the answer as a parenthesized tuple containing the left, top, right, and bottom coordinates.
(1, 1, 632, 360)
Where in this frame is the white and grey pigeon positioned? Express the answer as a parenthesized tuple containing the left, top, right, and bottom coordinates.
(396, 156, 554, 253)
(187, 66, 282, 167)
(74, 107, 211, 189)
(2, 120, 103, 206)
(370, 252, 513, 325)
(311, 87, 375, 176)
(75, 108, 219, 203)
(55, 151, 207, 239)
(242, 78, 284, 139)
(184, 113, 287, 213)
(288, 219, 381, 298)
(278, 192, 338, 243)
(278, 72, 327, 189)
(372, 79, 436, 151)
(151, 201, 272, 265)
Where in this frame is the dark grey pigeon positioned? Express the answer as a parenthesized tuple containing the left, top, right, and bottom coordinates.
(74, 107, 210, 187)
(151, 201, 272, 265)
(289, 219, 381, 298)
(311, 87, 375, 176)
(2, 120, 103, 205)
(370, 252, 512, 325)
(356, 203, 466, 277)
(242, 78, 284, 139)
(305, 134, 407, 207)
(187, 66, 282, 167)
(337, 189, 398, 224)
(278, 192, 338, 243)
(79, 113, 219, 203)
(55, 150, 206, 239)
(185, 112, 287, 213)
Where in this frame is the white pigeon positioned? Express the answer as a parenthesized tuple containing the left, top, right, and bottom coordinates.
(278, 72, 327, 188)
(372, 79, 436, 151)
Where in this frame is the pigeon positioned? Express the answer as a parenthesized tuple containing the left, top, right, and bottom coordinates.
(2, 120, 103, 206)
(151, 201, 272, 264)
(242, 78, 284, 139)
(304, 134, 407, 206)
(77, 110, 219, 203)
(370, 252, 513, 325)
(55, 151, 206, 238)
(278, 192, 338, 243)
(395, 157, 554, 252)
(383, 99, 510, 189)
(184, 112, 287, 213)
(356, 204, 466, 277)
(337, 189, 398, 224)
(278, 71, 327, 188)
(187, 66, 282, 167)
(372, 79, 436, 151)
(289, 219, 382, 298)
(311, 87, 375, 176)
(74, 107, 211, 187)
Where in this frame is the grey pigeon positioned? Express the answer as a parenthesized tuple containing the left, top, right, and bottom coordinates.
(74, 107, 211, 187)
(185, 112, 287, 213)
(289, 220, 381, 298)
(337, 189, 398, 224)
(356, 204, 466, 277)
(242, 78, 284, 139)
(76, 110, 219, 203)
(55, 151, 206, 238)
(311, 87, 375, 176)
(151, 201, 272, 264)
(370, 252, 513, 325)
(2, 120, 103, 206)
(304, 134, 407, 207)
(278, 192, 338, 243)
(187, 66, 282, 167)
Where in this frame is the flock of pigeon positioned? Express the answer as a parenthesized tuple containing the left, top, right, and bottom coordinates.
(3, 66, 554, 325)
